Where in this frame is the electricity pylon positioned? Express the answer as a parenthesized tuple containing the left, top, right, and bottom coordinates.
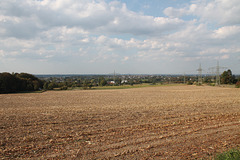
(209, 61, 227, 85)
(184, 72, 186, 84)
(197, 63, 203, 85)
(113, 70, 116, 86)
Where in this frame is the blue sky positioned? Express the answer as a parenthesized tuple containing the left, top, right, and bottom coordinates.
(0, 0, 240, 74)
(115, 0, 190, 16)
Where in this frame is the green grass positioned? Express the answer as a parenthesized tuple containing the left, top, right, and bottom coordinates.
(48, 83, 185, 91)
(92, 83, 151, 90)
(91, 83, 184, 90)
(214, 149, 240, 160)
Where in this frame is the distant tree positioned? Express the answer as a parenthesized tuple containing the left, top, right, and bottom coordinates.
(221, 69, 234, 84)
(47, 82, 54, 90)
(129, 79, 134, 86)
(151, 77, 156, 85)
(99, 78, 107, 86)
(135, 79, 141, 84)
(90, 79, 96, 87)
(116, 78, 121, 86)
(76, 79, 81, 87)
(43, 82, 48, 90)
(83, 80, 90, 89)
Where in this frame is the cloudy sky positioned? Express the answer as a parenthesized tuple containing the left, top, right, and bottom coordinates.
(0, 0, 240, 74)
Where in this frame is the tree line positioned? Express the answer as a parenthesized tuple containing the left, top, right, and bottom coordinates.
(0, 72, 43, 93)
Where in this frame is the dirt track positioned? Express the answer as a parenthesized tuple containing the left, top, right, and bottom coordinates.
(0, 85, 240, 159)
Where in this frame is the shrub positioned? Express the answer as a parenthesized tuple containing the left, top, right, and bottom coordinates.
(236, 81, 240, 88)
(60, 86, 68, 90)
(209, 83, 215, 86)
(187, 81, 193, 85)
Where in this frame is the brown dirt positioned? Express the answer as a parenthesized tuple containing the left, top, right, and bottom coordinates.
(0, 85, 240, 159)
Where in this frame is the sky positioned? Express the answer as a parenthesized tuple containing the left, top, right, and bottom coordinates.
(0, 0, 240, 75)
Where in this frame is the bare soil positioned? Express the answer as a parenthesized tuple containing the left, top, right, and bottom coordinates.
(0, 85, 240, 159)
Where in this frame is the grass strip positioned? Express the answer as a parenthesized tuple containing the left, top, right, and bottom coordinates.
(214, 149, 240, 160)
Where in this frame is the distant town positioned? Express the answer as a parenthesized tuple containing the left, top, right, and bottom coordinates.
(36, 71, 240, 90)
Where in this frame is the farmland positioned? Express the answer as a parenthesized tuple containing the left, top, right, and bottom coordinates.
(0, 85, 240, 159)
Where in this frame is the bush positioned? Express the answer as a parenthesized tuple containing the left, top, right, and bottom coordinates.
(215, 149, 240, 160)
(209, 83, 215, 86)
(60, 86, 68, 90)
(236, 81, 240, 88)
(187, 81, 193, 85)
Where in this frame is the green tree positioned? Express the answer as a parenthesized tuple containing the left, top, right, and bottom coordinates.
(221, 69, 234, 84)
(47, 82, 56, 90)
(43, 82, 48, 90)
(116, 78, 121, 86)
(99, 78, 107, 86)
(151, 77, 156, 85)
(90, 79, 96, 87)
(129, 79, 134, 86)
(0, 72, 18, 93)
(83, 80, 90, 89)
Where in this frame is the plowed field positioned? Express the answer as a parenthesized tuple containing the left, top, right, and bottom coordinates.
(0, 85, 240, 159)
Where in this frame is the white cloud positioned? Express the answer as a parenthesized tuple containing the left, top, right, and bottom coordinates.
(96, 35, 107, 43)
(212, 25, 240, 39)
(220, 54, 230, 60)
(0, 0, 186, 39)
(164, 0, 240, 26)
(122, 56, 129, 61)
(0, 0, 240, 74)
(219, 48, 240, 54)
(163, 7, 186, 18)
(0, 50, 4, 58)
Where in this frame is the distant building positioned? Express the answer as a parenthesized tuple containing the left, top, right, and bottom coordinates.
(107, 81, 115, 85)
(121, 80, 128, 84)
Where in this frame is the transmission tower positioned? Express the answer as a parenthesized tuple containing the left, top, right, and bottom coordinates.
(113, 70, 116, 86)
(197, 63, 203, 85)
(183, 72, 186, 84)
(216, 61, 221, 85)
(209, 61, 227, 85)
